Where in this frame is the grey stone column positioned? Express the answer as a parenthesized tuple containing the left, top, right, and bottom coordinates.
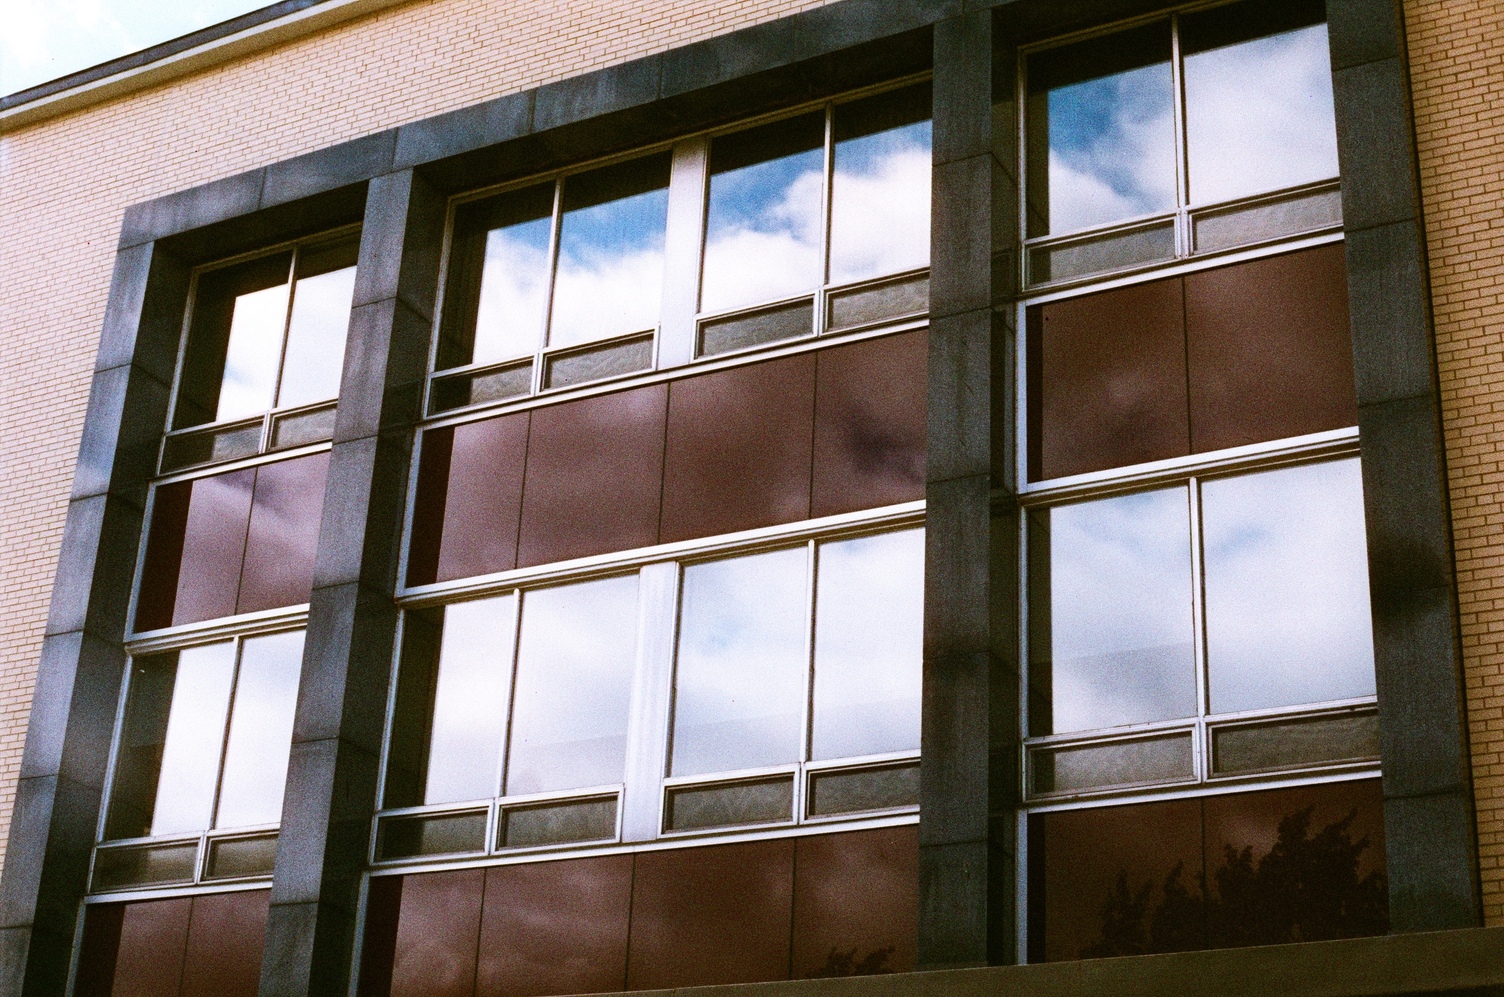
(1327, 0, 1482, 930)
(259, 169, 445, 996)
(0, 242, 189, 996)
(920, 9, 1021, 969)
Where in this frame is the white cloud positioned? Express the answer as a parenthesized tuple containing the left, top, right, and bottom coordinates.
(828, 144, 931, 285)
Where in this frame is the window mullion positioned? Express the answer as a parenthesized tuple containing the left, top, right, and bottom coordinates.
(621, 561, 680, 842)
(1188, 475, 1209, 780)
(1170, 12, 1191, 256)
(658, 137, 710, 370)
(531, 181, 565, 395)
(494, 589, 524, 805)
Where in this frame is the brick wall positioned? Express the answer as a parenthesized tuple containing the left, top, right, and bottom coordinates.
(1406, 0, 1504, 926)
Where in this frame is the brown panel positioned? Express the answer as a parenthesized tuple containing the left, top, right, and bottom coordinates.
(389, 868, 485, 997)
(1029, 798, 1204, 962)
(661, 354, 815, 543)
(172, 468, 256, 626)
(179, 889, 271, 997)
(476, 855, 633, 997)
(110, 896, 192, 997)
(412, 414, 529, 584)
(626, 839, 794, 989)
(237, 452, 330, 614)
(135, 481, 192, 632)
(357, 876, 405, 997)
(792, 826, 918, 978)
(1031, 276, 1189, 481)
(1185, 243, 1357, 453)
(811, 332, 927, 518)
(74, 903, 125, 997)
(517, 384, 666, 567)
(1202, 779, 1387, 947)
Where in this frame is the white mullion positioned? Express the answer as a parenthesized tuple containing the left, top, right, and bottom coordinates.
(532, 180, 565, 394)
(1188, 476, 1210, 782)
(816, 104, 835, 335)
(621, 561, 680, 842)
(798, 539, 819, 821)
(494, 590, 525, 803)
(1169, 13, 1191, 255)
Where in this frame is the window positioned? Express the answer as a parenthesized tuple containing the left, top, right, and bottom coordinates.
(376, 526, 923, 863)
(427, 81, 931, 414)
(93, 629, 305, 892)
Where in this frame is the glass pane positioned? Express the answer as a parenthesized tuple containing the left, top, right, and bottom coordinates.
(1202, 459, 1376, 714)
(204, 833, 279, 880)
(1212, 711, 1380, 775)
(501, 796, 618, 848)
(829, 84, 932, 285)
(175, 253, 292, 430)
(701, 113, 825, 314)
(698, 298, 813, 356)
(376, 810, 489, 860)
(277, 239, 358, 408)
(548, 154, 671, 349)
(150, 641, 237, 836)
(215, 630, 304, 829)
(425, 595, 516, 805)
(91, 842, 200, 891)
(217, 281, 289, 422)
(811, 529, 923, 760)
(1183, 0, 1338, 205)
(826, 273, 929, 332)
(671, 547, 809, 776)
(807, 763, 920, 816)
(1029, 487, 1196, 735)
(543, 334, 653, 389)
(1026, 22, 1176, 237)
(665, 777, 794, 831)
(1030, 733, 1194, 795)
(505, 576, 639, 796)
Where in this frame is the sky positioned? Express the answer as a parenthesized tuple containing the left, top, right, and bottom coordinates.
(3, 0, 272, 97)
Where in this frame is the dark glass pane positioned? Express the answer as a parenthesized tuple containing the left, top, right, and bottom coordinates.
(204, 833, 279, 879)
(1182, 0, 1337, 205)
(357, 877, 404, 997)
(269, 403, 337, 449)
(830, 84, 931, 285)
(160, 420, 262, 473)
(377, 811, 489, 860)
(1212, 711, 1380, 775)
(702, 113, 826, 313)
(1028, 276, 1189, 482)
(698, 297, 813, 356)
(1028, 488, 1197, 735)
(104, 653, 181, 840)
(507, 576, 639, 795)
(1202, 781, 1387, 946)
(236, 454, 327, 616)
(1031, 733, 1194, 795)
(178, 889, 271, 997)
(500, 796, 617, 848)
(74, 903, 125, 997)
(439, 184, 556, 370)
(811, 331, 926, 518)
(424, 595, 514, 805)
(627, 840, 795, 989)
(107, 898, 193, 995)
(792, 827, 919, 977)
(1202, 459, 1376, 714)
(1028, 798, 1204, 961)
(384, 609, 442, 808)
(666, 777, 795, 831)
(807, 764, 920, 817)
(91, 841, 200, 891)
(661, 353, 815, 543)
(1028, 220, 1176, 283)
(672, 548, 807, 776)
(386, 870, 486, 997)
(516, 384, 666, 567)
(168, 468, 256, 627)
(176, 253, 292, 429)
(543, 333, 653, 388)
(1185, 244, 1357, 453)
(549, 154, 671, 349)
(476, 855, 633, 997)
(826, 273, 929, 331)
(278, 237, 358, 408)
(1025, 23, 1176, 237)
(1192, 185, 1343, 253)
(811, 529, 923, 759)
(216, 629, 304, 829)
(430, 361, 534, 413)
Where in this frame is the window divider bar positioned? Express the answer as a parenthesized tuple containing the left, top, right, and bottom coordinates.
(658, 137, 709, 371)
(621, 561, 679, 842)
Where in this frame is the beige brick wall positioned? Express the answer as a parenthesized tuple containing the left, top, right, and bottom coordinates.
(0, 0, 833, 877)
(1406, 0, 1504, 927)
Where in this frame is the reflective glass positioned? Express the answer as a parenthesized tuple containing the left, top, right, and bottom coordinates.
(277, 242, 357, 408)
(811, 529, 923, 760)
(672, 547, 809, 776)
(701, 113, 825, 314)
(1183, 0, 1338, 205)
(216, 630, 304, 829)
(506, 576, 639, 796)
(150, 641, 237, 836)
(470, 185, 556, 366)
(217, 281, 289, 422)
(1026, 23, 1177, 237)
(829, 85, 932, 286)
(1201, 459, 1375, 714)
(425, 595, 516, 805)
(548, 155, 671, 349)
(1030, 487, 1196, 734)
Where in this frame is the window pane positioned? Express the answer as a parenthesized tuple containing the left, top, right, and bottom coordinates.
(426, 595, 516, 805)
(829, 85, 932, 286)
(672, 548, 809, 776)
(1026, 23, 1177, 237)
(548, 154, 671, 349)
(1029, 487, 1196, 735)
(1202, 459, 1376, 714)
(506, 576, 639, 796)
(176, 253, 292, 429)
(150, 641, 237, 836)
(701, 113, 825, 314)
(277, 239, 358, 409)
(1182, 0, 1338, 205)
(217, 281, 289, 422)
(811, 529, 923, 760)
(215, 630, 304, 829)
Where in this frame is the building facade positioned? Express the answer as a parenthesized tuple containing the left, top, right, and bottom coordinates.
(0, 0, 1502, 994)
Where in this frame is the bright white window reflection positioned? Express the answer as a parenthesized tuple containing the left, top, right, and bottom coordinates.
(828, 87, 932, 286)
(215, 630, 304, 829)
(278, 265, 356, 408)
(424, 595, 515, 805)
(812, 529, 924, 760)
(506, 576, 640, 796)
(1034, 487, 1197, 734)
(672, 547, 810, 776)
(217, 283, 289, 422)
(150, 641, 237, 836)
(1202, 458, 1375, 714)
